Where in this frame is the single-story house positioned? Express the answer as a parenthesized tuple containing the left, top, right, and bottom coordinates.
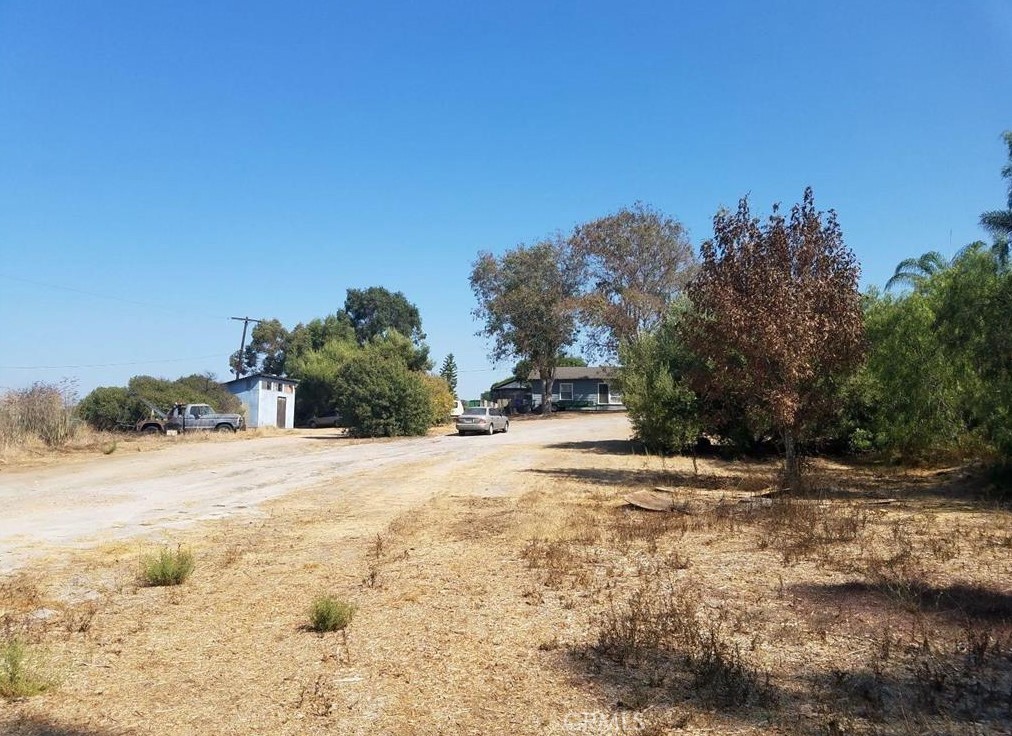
(528, 366, 624, 410)
(224, 373, 299, 428)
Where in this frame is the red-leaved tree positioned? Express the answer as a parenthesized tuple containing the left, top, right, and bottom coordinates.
(685, 188, 865, 486)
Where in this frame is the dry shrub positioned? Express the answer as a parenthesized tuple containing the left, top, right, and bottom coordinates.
(595, 577, 774, 707)
(521, 538, 590, 588)
(0, 575, 43, 644)
(0, 381, 79, 453)
(610, 507, 688, 550)
(596, 577, 700, 666)
(755, 498, 870, 564)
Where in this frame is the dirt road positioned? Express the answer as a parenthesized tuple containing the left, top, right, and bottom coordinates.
(0, 413, 631, 572)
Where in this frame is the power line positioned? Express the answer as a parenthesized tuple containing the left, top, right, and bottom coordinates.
(0, 354, 226, 370)
(0, 273, 230, 321)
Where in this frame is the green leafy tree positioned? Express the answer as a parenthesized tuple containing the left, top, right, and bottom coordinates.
(439, 354, 459, 396)
(286, 337, 358, 425)
(229, 319, 290, 377)
(287, 313, 355, 363)
(345, 287, 426, 345)
(470, 236, 583, 413)
(685, 188, 865, 486)
(570, 203, 696, 358)
(932, 243, 1012, 459)
(860, 290, 969, 458)
(343, 287, 431, 371)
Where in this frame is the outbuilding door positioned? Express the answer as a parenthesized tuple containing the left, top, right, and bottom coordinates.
(598, 383, 610, 405)
(276, 396, 287, 428)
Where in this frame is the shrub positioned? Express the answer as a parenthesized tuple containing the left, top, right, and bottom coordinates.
(0, 638, 57, 699)
(140, 546, 195, 586)
(0, 381, 79, 451)
(309, 596, 356, 633)
(334, 353, 431, 437)
(77, 374, 243, 432)
(76, 386, 144, 431)
(420, 373, 455, 425)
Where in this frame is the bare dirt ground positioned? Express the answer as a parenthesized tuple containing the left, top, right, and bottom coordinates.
(0, 416, 612, 573)
(2, 414, 1011, 735)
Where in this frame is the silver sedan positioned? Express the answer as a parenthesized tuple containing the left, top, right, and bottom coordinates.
(455, 407, 509, 435)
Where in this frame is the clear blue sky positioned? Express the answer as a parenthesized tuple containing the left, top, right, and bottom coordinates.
(2, 1, 1010, 402)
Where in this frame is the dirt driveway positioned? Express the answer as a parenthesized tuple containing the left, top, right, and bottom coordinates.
(0, 413, 631, 572)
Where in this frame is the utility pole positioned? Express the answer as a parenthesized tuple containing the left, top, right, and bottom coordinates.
(231, 316, 262, 378)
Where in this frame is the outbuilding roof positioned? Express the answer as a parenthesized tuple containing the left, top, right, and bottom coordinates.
(223, 373, 300, 388)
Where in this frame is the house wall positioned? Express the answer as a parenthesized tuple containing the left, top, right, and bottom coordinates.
(529, 378, 623, 408)
(225, 376, 298, 428)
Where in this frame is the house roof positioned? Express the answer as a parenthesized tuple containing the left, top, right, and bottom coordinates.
(223, 373, 300, 387)
(490, 376, 527, 390)
(527, 366, 619, 381)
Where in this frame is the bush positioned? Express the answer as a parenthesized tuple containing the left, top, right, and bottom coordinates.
(77, 374, 243, 432)
(76, 386, 146, 431)
(620, 313, 702, 454)
(308, 596, 356, 632)
(0, 381, 79, 452)
(334, 353, 431, 437)
(420, 374, 455, 425)
(140, 546, 195, 586)
(0, 638, 57, 699)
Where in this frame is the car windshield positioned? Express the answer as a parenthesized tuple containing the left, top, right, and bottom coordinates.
(462, 408, 488, 416)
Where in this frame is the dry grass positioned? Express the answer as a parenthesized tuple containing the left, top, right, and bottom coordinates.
(1, 446, 1010, 734)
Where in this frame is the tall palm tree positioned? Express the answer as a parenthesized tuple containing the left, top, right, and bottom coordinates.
(885, 250, 949, 291)
(980, 131, 1012, 270)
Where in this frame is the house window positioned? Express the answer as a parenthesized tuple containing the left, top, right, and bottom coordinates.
(560, 383, 574, 401)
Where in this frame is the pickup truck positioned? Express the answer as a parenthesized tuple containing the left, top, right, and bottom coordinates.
(136, 403, 245, 434)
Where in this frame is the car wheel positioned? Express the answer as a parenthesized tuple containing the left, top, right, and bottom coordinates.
(486, 423, 494, 436)
(503, 420, 509, 433)
(308, 419, 318, 429)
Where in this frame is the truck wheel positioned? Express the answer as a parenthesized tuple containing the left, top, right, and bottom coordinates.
(308, 419, 318, 429)
(142, 425, 161, 434)
(215, 424, 235, 433)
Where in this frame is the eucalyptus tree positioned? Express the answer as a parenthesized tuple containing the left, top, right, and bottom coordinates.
(470, 236, 583, 414)
(569, 203, 696, 358)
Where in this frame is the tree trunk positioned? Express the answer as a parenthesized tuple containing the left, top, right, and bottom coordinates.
(539, 367, 555, 416)
(783, 429, 800, 490)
